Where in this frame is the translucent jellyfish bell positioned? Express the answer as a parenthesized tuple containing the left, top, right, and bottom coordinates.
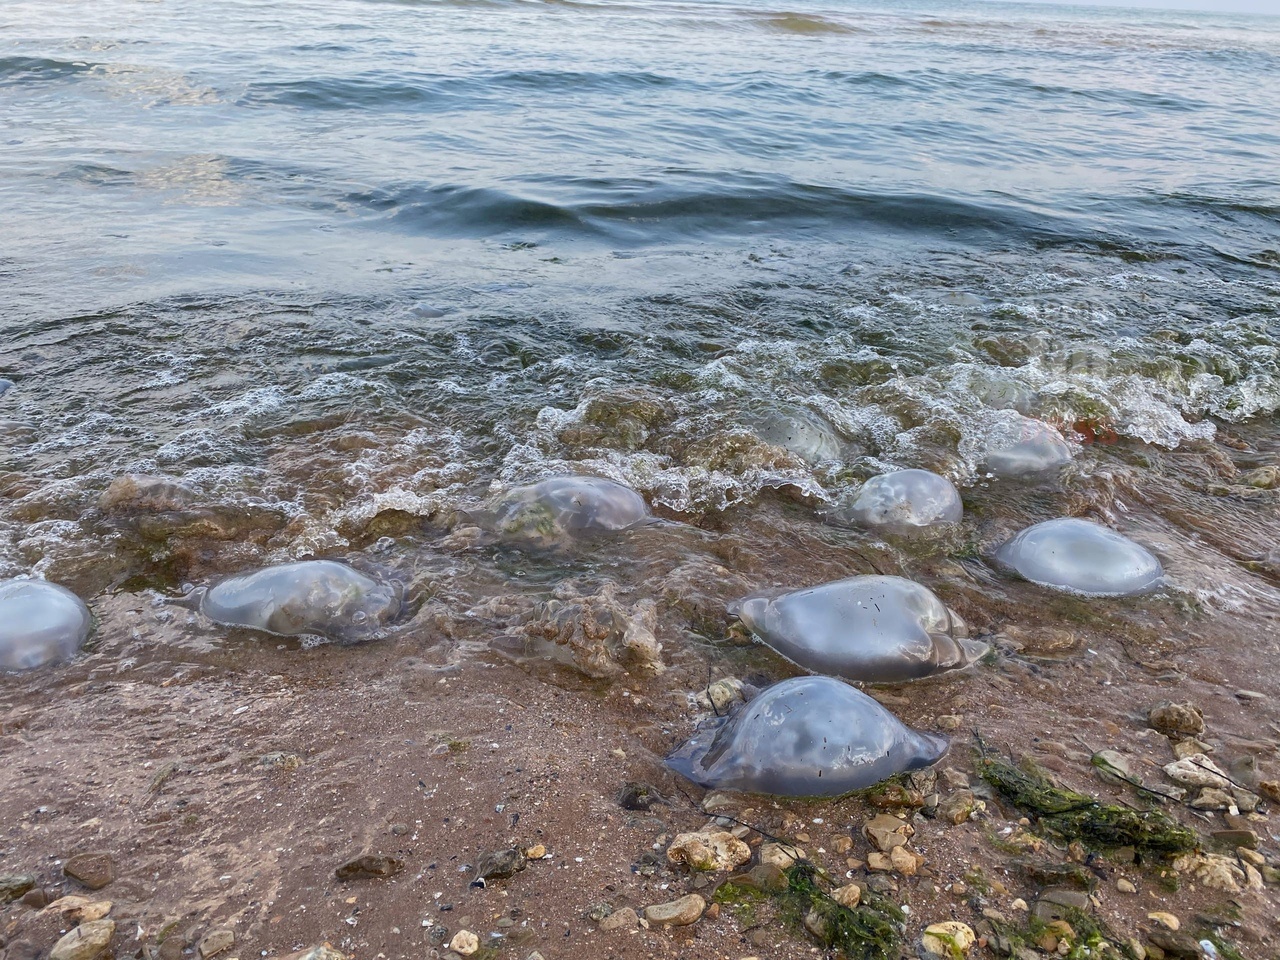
(827, 469, 962, 535)
(982, 415, 1072, 478)
(665, 675, 948, 797)
(489, 476, 652, 542)
(995, 517, 1164, 597)
(200, 560, 401, 642)
(747, 405, 843, 464)
(734, 575, 987, 683)
(0, 579, 92, 671)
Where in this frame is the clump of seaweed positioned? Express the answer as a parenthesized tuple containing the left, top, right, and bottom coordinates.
(976, 740, 1197, 856)
(987, 906, 1137, 960)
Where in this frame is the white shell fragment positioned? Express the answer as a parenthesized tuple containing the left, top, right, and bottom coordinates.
(489, 476, 652, 542)
(995, 517, 1164, 597)
(827, 469, 962, 535)
(734, 575, 987, 683)
(0, 579, 92, 672)
(200, 560, 401, 642)
(981, 415, 1072, 478)
(665, 675, 948, 797)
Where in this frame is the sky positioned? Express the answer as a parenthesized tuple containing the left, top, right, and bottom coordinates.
(1021, 0, 1279, 12)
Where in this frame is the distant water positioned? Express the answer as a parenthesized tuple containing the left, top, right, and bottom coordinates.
(1, 0, 1279, 628)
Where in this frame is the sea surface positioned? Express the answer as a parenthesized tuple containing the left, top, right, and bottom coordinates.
(2, 0, 1280, 671)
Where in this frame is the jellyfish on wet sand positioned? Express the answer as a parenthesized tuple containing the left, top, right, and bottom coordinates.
(733, 575, 987, 683)
(488, 476, 652, 543)
(0, 579, 92, 672)
(981, 415, 1072, 478)
(199, 560, 401, 642)
(665, 675, 948, 797)
(826, 469, 962, 535)
(746, 404, 843, 464)
(994, 517, 1163, 597)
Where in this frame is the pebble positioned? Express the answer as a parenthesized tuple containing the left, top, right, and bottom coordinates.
(197, 929, 235, 959)
(833, 836, 853, 854)
(472, 847, 527, 885)
(1116, 879, 1137, 894)
(643, 893, 706, 927)
(1148, 912, 1180, 932)
(597, 907, 639, 932)
(862, 813, 913, 851)
(1170, 738, 1211, 760)
(921, 921, 977, 957)
(702, 792, 737, 813)
(666, 831, 751, 872)
(525, 844, 547, 860)
(617, 782, 667, 811)
(937, 790, 979, 825)
(45, 897, 113, 922)
(1163, 755, 1231, 788)
(49, 919, 115, 960)
(1, 875, 36, 902)
(831, 884, 861, 909)
(1148, 701, 1205, 738)
(1210, 828, 1257, 848)
(758, 843, 805, 871)
(63, 853, 114, 891)
(334, 854, 404, 880)
(448, 930, 479, 956)
(1257, 780, 1280, 804)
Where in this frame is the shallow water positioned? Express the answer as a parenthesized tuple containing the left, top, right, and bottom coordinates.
(1, 0, 1279, 680)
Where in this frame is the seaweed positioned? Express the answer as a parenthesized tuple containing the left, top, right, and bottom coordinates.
(988, 906, 1137, 960)
(976, 744, 1197, 856)
(778, 863, 905, 960)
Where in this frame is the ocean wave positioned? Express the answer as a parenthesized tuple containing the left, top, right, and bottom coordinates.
(0, 55, 93, 85)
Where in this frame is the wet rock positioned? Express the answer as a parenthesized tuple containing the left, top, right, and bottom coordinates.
(665, 675, 949, 797)
(666, 831, 751, 872)
(921, 921, 977, 957)
(888, 846, 923, 876)
(758, 843, 805, 871)
(524, 582, 663, 677)
(863, 813, 913, 851)
(980, 415, 1072, 478)
(825, 469, 963, 536)
(63, 853, 114, 891)
(728, 863, 789, 894)
(1146, 929, 1203, 960)
(597, 906, 639, 932)
(1091, 749, 1132, 784)
(524, 843, 547, 860)
(1147, 913, 1179, 932)
(937, 790, 979, 825)
(1172, 853, 1249, 892)
(488, 476, 652, 544)
(0, 875, 36, 902)
(280, 946, 347, 960)
(4, 941, 41, 960)
(447, 930, 479, 956)
(1116, 878, 1137, 894)
(201, 560, 401, 643)
(21, 888, 49, 909)
(1190, 788, 1234, 810)
(1163, 754, 1230, 789)
(995, 518, 1163, 597)
(694, 678, 745, 713)
(45, 897, 113, 923)
(643, 893, 705, 927)
(49, 919, 115, 960)
(0, 579, 92, 672)
(472, 848, 527, 886)
(733, 576, 986, 683)
(831, 884, 861, 909)
(1033, 888, 1091, 922)
(701, 792, 737, 814)
(1148, 702, 1205, 738)
(1256, 779, 1280, 803)
(197, 929, 235, 959)
(334, 854, 404, 880)
(616, 782, 667, 811)
(1170, 737, 1211, 760)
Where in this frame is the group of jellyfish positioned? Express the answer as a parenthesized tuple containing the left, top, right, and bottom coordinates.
(0, 407, 1166, 798)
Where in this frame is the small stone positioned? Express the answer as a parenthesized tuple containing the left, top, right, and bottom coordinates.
(472, 847, 527, 885)
(598, 906, 639, 932)
(448, 930, 479, 956)
(1237, 847, 1264, 866)
(334, 854, 404, 880)
(922, 921, 977, 957)
(1148, 701, 1204, 738)
(49, 919, 115, 960)
(937, 790, 979, 825)
(281, 946, 347, 960)
(525, 844, 547, 860)
(1190, 787, 1234, 810)
(728, 863, 788, 893)
(643, 893, 705, 926)
(63, 853, 114, 891)
(889, 845, 923, 876)
(1033, 888, 1090, 922)
(1211, 829, 1257, 848)
(390, 823, 411, 836)
(758, 843, 805, 870)
(705, 902, 720, 920)
(794, 832, 811, 843)
(1172, 853, 1246, 892)
(1, 875, 36, 902)
(803, 908, 829, 941)
(617, 782, 667, 811)
(21, 888, 49, 909)
(1092, 750, 1132, 783)
(198, 929, 235, 959)
(1116, 879, 1137, 894)
(831, 884, 861, 909)
(1010, 898, 1028, 911)
(833, 836, 853, 854)
(698, 677, 745, 712)
(867, 852, 893, 872)
(1163, 754, 1230, 788)
(1170, 738, 1211, 761)
(1256, 780, 1280, 804)
(941, 767, 969, 789)
(667, 831, 751, 872)
(45, 896, 113, 922)
(701, 792, 737, 813)
(862, 813, 912, 851)
(937, 715, 963, 731)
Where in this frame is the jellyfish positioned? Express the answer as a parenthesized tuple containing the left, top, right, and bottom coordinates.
(747, 404, 843, 464)
(981, 415, 1072, 478)
(200, 560, 401, 642)
(994, 517, 1164, 597)
(488, 476, 652, 543)
(0, 579, 92, 672)
(733, 575, 987, 683)
(826, 469, 962, 535)
(665, 675, 948, 797)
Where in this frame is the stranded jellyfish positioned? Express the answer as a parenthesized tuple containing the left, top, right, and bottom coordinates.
(665, 675, 948, 797)
(995, 517, 1163, 597)
(733, 575, 987, 683)
(489, 476, 652, 542)
(827, 469, 962, 535)
(747, 404, 843, 464)
(200, 560, 401, 642)
(0, 579, 92, 672)
(981, 415, 1072, 478)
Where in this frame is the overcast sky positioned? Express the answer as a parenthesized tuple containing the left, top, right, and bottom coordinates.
(1019, 0, 1279, 13)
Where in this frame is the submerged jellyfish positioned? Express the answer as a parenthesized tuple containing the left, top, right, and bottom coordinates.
(200, 560, 401, 642)
(665, 675, 948, 796)
(0, 579, 92, 672)
(734, 575, 986, 683)
(489, 476, 652, 542)
(747, 404, 843, 464)
(995, 517, 1163, 597)
(826, 469, 963, 535)
(981, 416, 1072, 478)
